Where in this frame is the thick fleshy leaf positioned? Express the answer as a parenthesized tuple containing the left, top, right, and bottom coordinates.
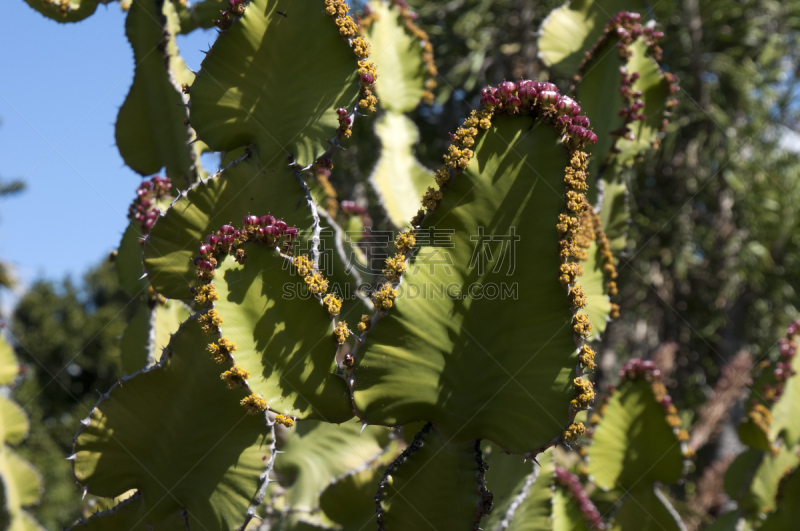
(116, 0, 199, 190)
(116, 222, 148, 298)
(23, 0, 100, 23)
(318, 463, 389, 530)
(369, 112, 432, 227)
(365, 1, 427, 113)
(610, 486, 685, 531)
(538, 0, 649, 75)
(189, 0, 360, 166)
(72, 319, 272, 530)
(724, 445, 800, 518)
(0, 397, 29, 446)
(573, 38, 626, 181)
(273, 419, 389, 511)
(143, 157, 310, 299)
(213, 244, 352, 422)
(580, 242, 612, 337)
(0, 336, 19, 386)
(377, 426, 487, 529)
(120, 300, 190, 375)
(354, 115, 578, 454)
(761, 465, 800, 531)
(120, 304, 151, 375)
(588, 379, 683, 489)
(482, 447, 555, 531)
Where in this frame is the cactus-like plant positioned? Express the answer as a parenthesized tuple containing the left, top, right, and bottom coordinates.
(22, 0, 800, 529)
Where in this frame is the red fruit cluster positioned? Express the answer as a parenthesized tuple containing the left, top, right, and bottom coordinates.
(478, 80, 598, 150)
(129, 176, 172, 233)
(194, 215, 298, 280)
(554, 466, 605, 529)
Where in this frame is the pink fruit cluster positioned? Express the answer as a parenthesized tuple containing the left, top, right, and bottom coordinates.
(129, 176, 172, 233)
(194, 215, 299, 279)
(554, 466, 605, 529)
(759, 320, 799, 403)
(479, 80, 598, 148)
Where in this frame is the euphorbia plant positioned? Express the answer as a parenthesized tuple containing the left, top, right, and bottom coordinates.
(22, 1, 798, 530)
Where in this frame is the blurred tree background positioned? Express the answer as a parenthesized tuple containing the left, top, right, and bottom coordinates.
(6, 0, 800, 528)
(8, 261, 132, 527)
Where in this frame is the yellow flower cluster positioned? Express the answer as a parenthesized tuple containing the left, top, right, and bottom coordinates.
(326, 0, 379, 113)
(327, 0, 357, 36)
(563, 422, 587, 442)
(333, 321, 351, 345)
(577, 345, 596, 370)
(275, 414, 295, 428)
(323, 294, 342, 316)
(357, 314, 371, 333)
(571, 377, 595, 411)
(293, 255, 329, 295)
(395, 230, 417, 254)
(352, 37, 370, 58)
(383, 253, 407, 282)
(199, 309, 223, 335)
(572, 313, 592, 338)
(306, 272, 329, 294)
(220, 365, 250, 389)
(421, 187, 443, 212)
(194, 283, 218, 306)
(241, 394, 268, 414)
(293, 255, 313, 276)
(559, 262, 584, 286)
(651, 380, 684, 432)
(569, 285, 587, 310)
(373, 283, 397, 310)
(207, 337, 237, 364)
(357, 61, 379, 113)
(748, 403, 772, 435)
(589, 210, 619, 298)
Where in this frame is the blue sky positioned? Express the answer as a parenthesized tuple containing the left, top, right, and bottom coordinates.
(0, 2, 216, 303)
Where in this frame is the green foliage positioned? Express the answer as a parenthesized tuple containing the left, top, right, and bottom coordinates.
(588, 378, 683, 489)
(23, 0, 103, 23)
(538, 0, 648, 74)
(116, 0, 202, 190)
(72, 319, 273, 530)
(22, 0, 800, 530)
(376, 425, 489, 528)
(354, 115, 578, 454)
(365, 1, 428, 113)
(143, 157, 309, 299)
(212, 244, 352, 422)
(189, 0, 360, 166)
